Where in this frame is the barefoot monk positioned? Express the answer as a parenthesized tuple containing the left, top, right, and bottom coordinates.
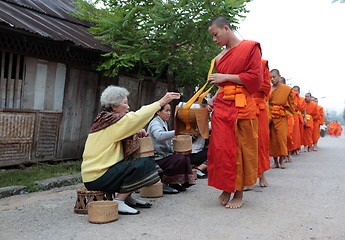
(207, 16, 262, 208)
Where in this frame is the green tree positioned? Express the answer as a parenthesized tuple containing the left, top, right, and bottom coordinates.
(74, 0, 250, 91)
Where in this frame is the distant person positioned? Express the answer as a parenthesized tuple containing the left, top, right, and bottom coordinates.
(268, 69, 294, 169)
(280, 77, 295, 162)
(291, 86, 306, 155)
(293, 86, 307, 154)
(311, 97, 324, 151)
(303, 93, 319, 152)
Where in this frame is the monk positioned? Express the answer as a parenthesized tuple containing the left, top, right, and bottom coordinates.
(207, 16, 262, 208)
(303, 93, 319, 152)
(295, 87, 307, 152)
(280, 77, 294, 162)
(254, 59, 271, 187)
(268, 69, 294, 169)
(311, 97, 324, 151)
(328, 121, 342, 136)
(244, 59, 271, 190)
(291, 86, 305, 155)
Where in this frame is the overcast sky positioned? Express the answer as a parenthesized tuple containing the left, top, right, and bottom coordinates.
(237, 0, 345, 113)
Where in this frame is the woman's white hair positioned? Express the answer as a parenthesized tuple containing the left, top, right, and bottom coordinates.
(100, 85, 129, 108)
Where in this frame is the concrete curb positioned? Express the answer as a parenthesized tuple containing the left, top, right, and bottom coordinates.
(0, 173, 82, 199)
(0, 185, 26, 199)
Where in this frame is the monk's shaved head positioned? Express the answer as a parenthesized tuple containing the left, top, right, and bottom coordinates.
(293, 85, 300, 94)
(209, 16, 232, 29)
(270, 69, 280, 76)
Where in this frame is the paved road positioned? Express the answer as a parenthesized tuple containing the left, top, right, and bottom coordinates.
(1, 135, 345, 240)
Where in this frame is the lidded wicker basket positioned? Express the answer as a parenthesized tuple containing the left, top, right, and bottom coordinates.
(140, 182, 163, 198)
(87, 201, 118, 224)
(173, 135, 192, 155)
(139, 137, 154, 157)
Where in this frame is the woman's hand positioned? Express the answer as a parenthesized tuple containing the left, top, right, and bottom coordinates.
(138, 129, 148, 138)
(157, 92, 181, 107)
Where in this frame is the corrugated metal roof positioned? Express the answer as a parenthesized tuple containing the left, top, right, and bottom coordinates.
(0, 0, 112, 52)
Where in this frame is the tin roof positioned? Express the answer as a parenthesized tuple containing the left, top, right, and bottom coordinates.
(0, 0, 111, 52)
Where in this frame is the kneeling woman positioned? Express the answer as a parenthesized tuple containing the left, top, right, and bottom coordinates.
(147, 104, 195, 193)
(81, 86, 180, 215)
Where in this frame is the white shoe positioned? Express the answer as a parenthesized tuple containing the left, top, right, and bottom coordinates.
(113, 199, 140, 215)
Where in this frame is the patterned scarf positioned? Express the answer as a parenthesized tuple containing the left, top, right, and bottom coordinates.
(90, 107, 140, 159)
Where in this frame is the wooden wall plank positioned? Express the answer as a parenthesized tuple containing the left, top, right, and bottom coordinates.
(54, 63, 66, 111)
(57, 67, 81, 158)
(22, 57, 37, 109)
(44, 61, 57, 110)
(0, 51, 5, 108)
(33, 60, 48, 110)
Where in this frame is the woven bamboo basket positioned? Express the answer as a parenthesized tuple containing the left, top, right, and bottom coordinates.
(74, 187, 113, 214)
(173, 135, 192, 155)
(139, 137, 154, 157)
(140, 182, 163, 198)
(87, 201, 118, 224)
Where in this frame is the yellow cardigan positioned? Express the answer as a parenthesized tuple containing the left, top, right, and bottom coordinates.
(81, 102, 160, 182)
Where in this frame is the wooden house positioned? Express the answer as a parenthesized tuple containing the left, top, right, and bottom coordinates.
(0, 0, 168, 167)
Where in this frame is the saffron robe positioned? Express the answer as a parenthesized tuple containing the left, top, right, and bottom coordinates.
(208, 40, 262, 193)
(291, 91, 302, 150)
(303, 101, 318, 147)
(253, 59, 271, 178)
(287, 111, 295, 151)
(298, 97, 306, 149)
(328, 122, 342, 136)
(268, 84, 294, 157)
(312, 105, 324, 144)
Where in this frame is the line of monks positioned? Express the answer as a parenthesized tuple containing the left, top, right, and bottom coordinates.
(254, 64, 325, 187)
(327, 121, 343, 136)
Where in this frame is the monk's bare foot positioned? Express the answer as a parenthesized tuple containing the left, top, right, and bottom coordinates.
(259, 175, 269, 187)
(303, 147, 307, 152)
(271, 163, 279, 169)
(243, 186, 252, 191)
(225, 191, 243, 209)
(280, 162, 286, 169)
(218, 191, 231, 205)
(279, 157, 287, 169)
(307, 146, 312, 152)
(288, 154, 293, 162)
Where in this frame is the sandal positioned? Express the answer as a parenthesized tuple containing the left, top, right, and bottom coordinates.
(126, 202, 152, 208)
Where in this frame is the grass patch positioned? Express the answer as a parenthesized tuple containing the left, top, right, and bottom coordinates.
(0, 160, 81, 192)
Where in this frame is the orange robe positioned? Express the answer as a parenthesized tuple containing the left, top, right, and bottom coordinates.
(328, 122, 342, 136)
(298, 97, 306, 149)
(253, 59, 271, 178)
(286, 90, 296, 152)
(312, 105, 324, 144)
(291, 91, 301, 150)
(268, 84, 294, 157)
(208, 40, 262, 193)
(287, 112, 295, 151)
(303, 101, 318, 147)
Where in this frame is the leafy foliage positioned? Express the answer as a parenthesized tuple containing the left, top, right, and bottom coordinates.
(73, 0, 251, 89)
